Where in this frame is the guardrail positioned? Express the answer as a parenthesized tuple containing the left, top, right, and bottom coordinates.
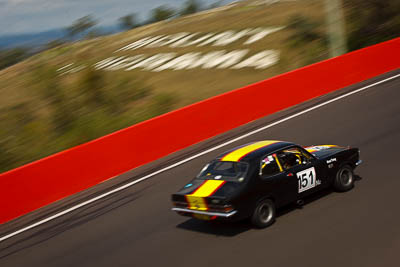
(1, 38, 399, 224)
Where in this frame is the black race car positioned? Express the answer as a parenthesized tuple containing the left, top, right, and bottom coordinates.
(171, 140, 361, 228)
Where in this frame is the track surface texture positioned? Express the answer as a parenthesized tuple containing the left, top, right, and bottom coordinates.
(1, 70, 400, 267)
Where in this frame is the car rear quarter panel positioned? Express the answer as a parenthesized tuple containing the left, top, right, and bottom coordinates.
(324, 148, 360, 183)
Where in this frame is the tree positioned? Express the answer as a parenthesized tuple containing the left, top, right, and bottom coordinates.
(85, 28, 105, 39)
(0, 47, 30, 70)
(346, 0, 400, 50)
(118, 14, 138, 30)
(287, 15, 323, 43)
(180, 0, 203, 16)
(66, 15, 97, 40)
(79, 68, 107, 108)
(45, 39, 65, 50)
(34, 66, 76, 132)
(150, 5, 175, 22)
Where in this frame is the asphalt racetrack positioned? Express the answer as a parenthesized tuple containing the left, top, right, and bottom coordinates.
(1, 70, 400, 267)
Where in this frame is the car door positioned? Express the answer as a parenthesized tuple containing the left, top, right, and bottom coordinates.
(258, 152, 298, 207)
(276, 146, 325, 199)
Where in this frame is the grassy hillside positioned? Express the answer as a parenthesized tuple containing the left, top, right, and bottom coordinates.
(0, 0, 328, 173)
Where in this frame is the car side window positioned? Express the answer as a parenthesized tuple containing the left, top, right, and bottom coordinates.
(277, 147, 312, 170)
(259, 153, 283, 177)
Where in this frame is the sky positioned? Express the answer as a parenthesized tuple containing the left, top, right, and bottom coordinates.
(0, 0, 231, 36)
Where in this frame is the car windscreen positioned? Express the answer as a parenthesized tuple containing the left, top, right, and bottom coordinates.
(197, 161, 249, 182)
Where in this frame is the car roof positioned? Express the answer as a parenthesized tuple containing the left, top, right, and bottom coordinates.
(216, 140, 295, 163)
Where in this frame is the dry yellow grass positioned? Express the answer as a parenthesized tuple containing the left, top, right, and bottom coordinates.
(0, 0, 325, 110)
(0, 0, 328, 172)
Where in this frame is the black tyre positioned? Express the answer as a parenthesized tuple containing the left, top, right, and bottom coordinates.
(251, 199, 276, 228)
(333, 165, 354, 192)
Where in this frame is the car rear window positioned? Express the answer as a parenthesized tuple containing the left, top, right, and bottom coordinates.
(197, 161, 249, 182)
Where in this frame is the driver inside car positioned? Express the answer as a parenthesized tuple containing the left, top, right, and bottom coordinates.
(278, 152, 299, 169)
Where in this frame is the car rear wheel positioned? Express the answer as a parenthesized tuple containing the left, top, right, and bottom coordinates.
(251, 199, 276, 228)
(333, 165, 354, 192)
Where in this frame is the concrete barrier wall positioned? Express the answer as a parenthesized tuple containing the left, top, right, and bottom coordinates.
(1, 38, 399, 224)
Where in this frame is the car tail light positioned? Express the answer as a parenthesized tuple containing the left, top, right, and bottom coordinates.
(207, 204, 234, 213)
(223, 205, 234, 212)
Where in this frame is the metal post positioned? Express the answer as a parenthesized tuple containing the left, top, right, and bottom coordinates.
(324, 0, 347, 57)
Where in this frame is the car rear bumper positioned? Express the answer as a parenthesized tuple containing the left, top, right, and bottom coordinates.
(171, 207, 237, 218)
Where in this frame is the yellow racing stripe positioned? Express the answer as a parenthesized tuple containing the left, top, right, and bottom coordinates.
(221, 140, 279, 162)
(186, 180, 225, 211)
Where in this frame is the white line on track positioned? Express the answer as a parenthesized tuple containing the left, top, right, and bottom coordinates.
(1, 73, 399, 243)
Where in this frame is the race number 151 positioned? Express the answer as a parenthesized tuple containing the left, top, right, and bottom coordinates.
(297, 167, 316, 193)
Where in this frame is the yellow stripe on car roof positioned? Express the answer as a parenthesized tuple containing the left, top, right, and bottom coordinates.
(221, 140, 280, 162)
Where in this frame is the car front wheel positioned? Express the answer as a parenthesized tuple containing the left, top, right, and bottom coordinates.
(251, 199, 276, 228)
(333, 165, 354, 192)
